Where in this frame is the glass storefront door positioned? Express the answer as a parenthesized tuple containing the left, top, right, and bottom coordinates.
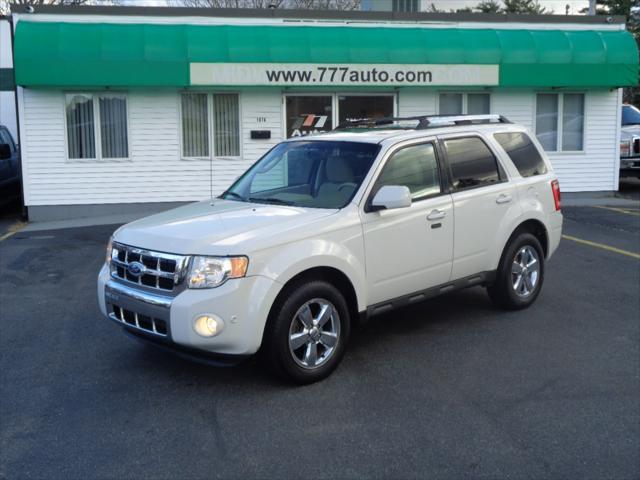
(285, 96, 333, 138)
(338, 95, 395, 126)
(285, 94, 396, 138)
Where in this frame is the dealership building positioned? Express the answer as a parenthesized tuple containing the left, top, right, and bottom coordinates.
(6, 6, 639, 220)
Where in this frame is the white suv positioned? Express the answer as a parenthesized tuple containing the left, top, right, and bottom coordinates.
(98, 115, 563, 384)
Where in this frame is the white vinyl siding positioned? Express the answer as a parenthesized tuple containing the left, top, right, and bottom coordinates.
(20, 89, 281, 206)
(398, 89, 620, 192)
(17, 87, 621, 208)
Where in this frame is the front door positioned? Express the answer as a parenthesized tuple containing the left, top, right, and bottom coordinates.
(361, 141, 454, 306)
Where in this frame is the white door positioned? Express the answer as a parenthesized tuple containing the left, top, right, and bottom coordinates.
(361, 141, 454, 306)
(440, 134, 522, 280)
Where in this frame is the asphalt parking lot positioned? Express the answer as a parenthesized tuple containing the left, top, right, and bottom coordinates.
(1, 203, 639, 479)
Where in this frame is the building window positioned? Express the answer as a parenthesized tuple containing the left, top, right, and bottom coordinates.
(439, 93, 490, 115)
(99, 95, 129, 159)
(181, 93, 209, 158)
(285, 95, 333, 138)
(213, 94, 240, 157)
(535, 93, 584, 152)
(65, 93, 128, 160)
(181, 93, 240, 158)
(392, 0, 419, 12)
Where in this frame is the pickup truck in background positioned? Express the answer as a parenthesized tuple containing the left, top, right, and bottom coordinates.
(620, 104, 640, 179)
(0, 124, 20, 203)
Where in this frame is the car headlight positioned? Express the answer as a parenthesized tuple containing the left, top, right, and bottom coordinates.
(187, 256, 249, 289)
(620, 140, 631, 157)
(105, 236, 113, 265)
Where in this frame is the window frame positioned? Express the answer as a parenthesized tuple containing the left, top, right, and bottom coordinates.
(534, 92, 586, 154)
(63, 91, 131, 163)
(179, 91, 242, 161)
(438, 134, 509, 193)
(437, 92, 492, 116)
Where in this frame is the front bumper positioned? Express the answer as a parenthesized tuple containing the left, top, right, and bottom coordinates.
(620, 158, 640, 176)
(98, 264, 281, 356)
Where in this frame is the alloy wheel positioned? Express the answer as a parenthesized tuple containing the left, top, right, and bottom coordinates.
(288, 298, 340, 369)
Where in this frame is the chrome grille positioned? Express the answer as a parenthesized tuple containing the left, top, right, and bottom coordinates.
(109, 303, 168, 337)
(110, 242, 189, 293)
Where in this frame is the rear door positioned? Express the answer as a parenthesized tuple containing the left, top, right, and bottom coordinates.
(360, 140, 454, 305)
(439, 134, 522, 280)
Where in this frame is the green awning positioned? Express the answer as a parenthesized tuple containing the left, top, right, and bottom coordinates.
(13, 21, 639, 88)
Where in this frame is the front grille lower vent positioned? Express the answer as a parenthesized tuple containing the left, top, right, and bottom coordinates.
(110, 242, 189, 292)
(109, 304, 168, 337)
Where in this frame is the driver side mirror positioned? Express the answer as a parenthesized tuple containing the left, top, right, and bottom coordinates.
(371, 185, 412, 211)
(0, 144, 11, 160)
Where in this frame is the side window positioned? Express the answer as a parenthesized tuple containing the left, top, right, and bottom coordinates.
(443, 137, 502, 190)
(376, 143, 441, 201)
(494, 132, 547, 178)
(0, 129, 15, 153)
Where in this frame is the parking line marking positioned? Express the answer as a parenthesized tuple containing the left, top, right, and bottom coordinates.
(562, 234, 640, 260)
(0, 221, 27, 242)
(592, 205, 640, 216)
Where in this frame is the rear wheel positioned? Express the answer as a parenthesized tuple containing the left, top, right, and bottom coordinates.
(488, 232, 545, 310)
(264, 280, 350, 384)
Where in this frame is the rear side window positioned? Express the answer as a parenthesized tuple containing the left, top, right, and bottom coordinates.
(494, 132, 547, 178)
(443, 136, 502, 190)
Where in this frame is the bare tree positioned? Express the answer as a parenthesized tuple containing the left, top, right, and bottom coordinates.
(171, 0, 285, 7)
(502, 0, 548, 14)
(171, 0, 359, 7)
(475, 0, 502, 13)
(1, 0, 98, 15)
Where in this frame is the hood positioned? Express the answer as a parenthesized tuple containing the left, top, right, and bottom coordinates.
(621, 124, 640, 139)
(114, 199, 338, 255)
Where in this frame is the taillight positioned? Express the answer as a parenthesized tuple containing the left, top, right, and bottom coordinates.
(551, 180, 561, 211)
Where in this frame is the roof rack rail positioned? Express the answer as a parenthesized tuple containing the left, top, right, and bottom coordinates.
(334, 114, 511, 130)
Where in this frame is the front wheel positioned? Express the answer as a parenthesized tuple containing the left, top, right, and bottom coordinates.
(264, 280, 351, 384)
(488, 232, 545, 310)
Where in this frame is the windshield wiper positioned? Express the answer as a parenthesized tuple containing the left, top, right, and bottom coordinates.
(221, 191, 245, 201)
(248, 197, 294, 206)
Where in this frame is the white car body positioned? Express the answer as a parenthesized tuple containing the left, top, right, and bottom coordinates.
(98, 120, 563, 364)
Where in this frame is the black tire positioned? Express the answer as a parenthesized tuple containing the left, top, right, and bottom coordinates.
(488, 232, 545, 310)
(263, 280, 351, 384)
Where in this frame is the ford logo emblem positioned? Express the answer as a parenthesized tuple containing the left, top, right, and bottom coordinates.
(127, 261, 145, 278)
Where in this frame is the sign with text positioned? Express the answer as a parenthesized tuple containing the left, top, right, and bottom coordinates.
(191, 63, 499, 87)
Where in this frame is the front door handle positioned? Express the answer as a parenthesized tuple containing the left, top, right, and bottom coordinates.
(427, 209, 446, 221)
(496, 193, 513, 204)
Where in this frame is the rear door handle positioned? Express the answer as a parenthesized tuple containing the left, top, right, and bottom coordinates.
(496, 193, 513, 204)
(427, 209, 446, 221)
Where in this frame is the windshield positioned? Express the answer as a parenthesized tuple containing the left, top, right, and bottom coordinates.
(221, 140, 381, 209)
(622, 105, 640, 126)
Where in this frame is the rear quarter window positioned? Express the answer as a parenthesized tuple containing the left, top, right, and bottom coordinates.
(494, 132, 547, 178)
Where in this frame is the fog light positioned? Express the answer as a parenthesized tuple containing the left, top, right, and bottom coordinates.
(193, 314, 224, 338)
